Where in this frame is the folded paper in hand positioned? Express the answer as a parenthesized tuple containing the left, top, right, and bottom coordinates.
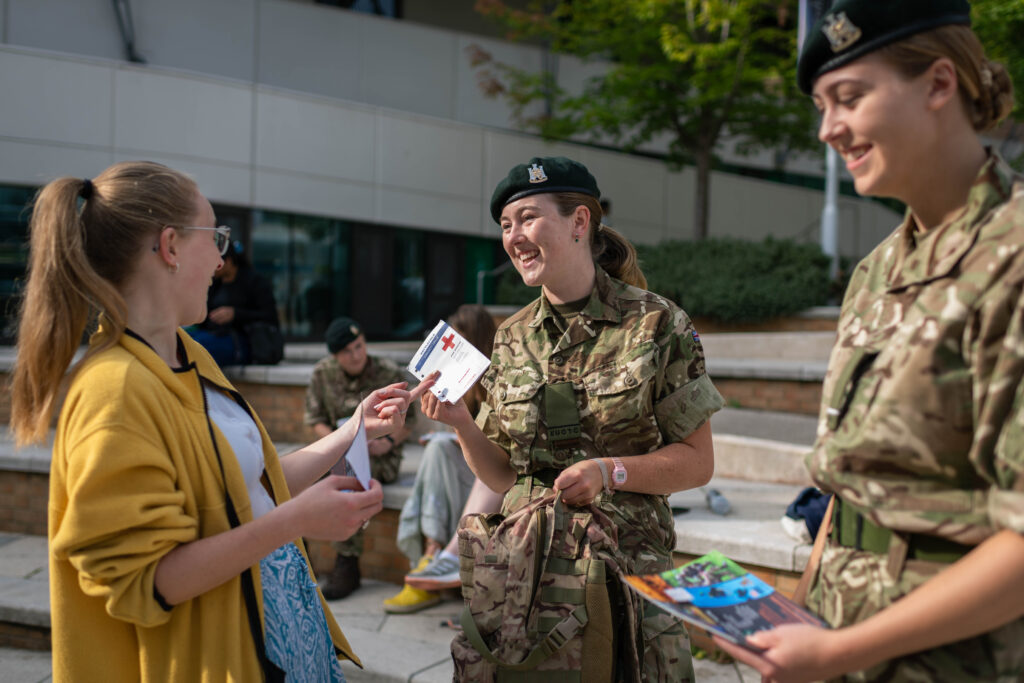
(331, 406, 371, 490)
(408, 320, 490, 404)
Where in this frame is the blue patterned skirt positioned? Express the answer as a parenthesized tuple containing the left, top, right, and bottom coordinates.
(260, 543, 346, 682)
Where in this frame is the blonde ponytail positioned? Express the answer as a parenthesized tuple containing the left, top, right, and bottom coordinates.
(10, 162, 197, 446)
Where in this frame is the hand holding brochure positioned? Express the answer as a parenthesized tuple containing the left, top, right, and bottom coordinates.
(622, 551, 827, 651)
(408, 320, 491, 404)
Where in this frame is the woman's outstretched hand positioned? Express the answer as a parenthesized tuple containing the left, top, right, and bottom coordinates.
(289, 476, 384, 542)
(362, 372, 438, 438)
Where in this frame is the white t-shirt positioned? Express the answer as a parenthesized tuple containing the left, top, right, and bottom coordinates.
(203, 383, 277, 519)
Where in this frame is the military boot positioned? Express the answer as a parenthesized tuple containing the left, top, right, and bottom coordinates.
(319, 554, 361, 600)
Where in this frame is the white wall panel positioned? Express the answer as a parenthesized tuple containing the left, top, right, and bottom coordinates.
(377, 186, 481, 235)
(577, 147, 668, 231)
(455, 35, 542, 129)
(132, 0, 256, 82)
(663, 168, 697, 241)
(377, 115, 482, 199)
(256, 90, 376, 180)
(6, 0, 121, 60)
(359, 17, 456, 119)
(257, 0, 363, 103)
(254, 169, 375, 222)
(0, 139, 113, 186)
(0, 50, 113, 146)
(113, 68, 252, 165)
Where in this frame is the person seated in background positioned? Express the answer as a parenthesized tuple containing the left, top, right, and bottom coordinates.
(188, 240, 280, 366)
(384, 304, 502, 614)
(305, 316, 416, 599)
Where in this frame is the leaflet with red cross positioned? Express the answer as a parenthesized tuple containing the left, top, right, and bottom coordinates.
(408, 319, 491, 404)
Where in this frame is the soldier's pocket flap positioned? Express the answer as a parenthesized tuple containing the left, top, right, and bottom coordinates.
(496, 373, 545, 404)
(583, 358, 657, 397)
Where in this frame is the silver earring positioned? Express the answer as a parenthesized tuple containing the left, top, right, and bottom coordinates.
(169, 263, 179, 274)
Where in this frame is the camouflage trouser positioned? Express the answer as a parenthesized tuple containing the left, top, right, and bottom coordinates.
(641, 602, 694, 683)
(808, 541, 1024, 682)
(333, 449, 403, 557)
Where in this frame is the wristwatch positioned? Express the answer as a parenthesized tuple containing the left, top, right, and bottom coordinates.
(610, 457, 627, 489)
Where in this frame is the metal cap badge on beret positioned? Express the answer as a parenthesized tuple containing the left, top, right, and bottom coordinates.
(489, 156, 600, 223)
(797, 0, 971, 94)
(326, 317, 363, 353)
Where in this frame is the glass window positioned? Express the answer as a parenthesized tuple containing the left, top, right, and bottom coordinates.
(392, 227, 424, 340)
(0, 186, 35, 342)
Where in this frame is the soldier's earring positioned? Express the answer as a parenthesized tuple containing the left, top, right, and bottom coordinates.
(169, 262, 179, 274)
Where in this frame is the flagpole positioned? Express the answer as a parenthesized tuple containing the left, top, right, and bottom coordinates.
(799, 0, 839, 282)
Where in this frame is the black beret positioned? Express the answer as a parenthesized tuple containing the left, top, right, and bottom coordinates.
(490, 156, 600, 223)
(797, 0, 971, 94)
(325, 317, 363, 353)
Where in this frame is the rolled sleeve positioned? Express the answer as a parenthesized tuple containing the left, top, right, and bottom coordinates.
(51, 427, 198, 627)
(655, 373, 725, 444)
(653, 311, 724, 443)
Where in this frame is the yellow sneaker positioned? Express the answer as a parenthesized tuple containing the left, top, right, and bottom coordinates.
(383, 583, 441, 614)
(383, 555, 441, 614)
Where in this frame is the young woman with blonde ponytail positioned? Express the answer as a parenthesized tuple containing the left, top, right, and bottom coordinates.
(420, 155, 724, 680)
(11, 161, 433, 682)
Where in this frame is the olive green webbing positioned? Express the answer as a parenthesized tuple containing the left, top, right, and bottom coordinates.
(832, 497, 972, 563)
(545, 381, 581, 445)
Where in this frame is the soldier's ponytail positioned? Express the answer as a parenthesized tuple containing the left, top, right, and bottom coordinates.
(551, 192, 647, 290)
(10, 161, 197, 446)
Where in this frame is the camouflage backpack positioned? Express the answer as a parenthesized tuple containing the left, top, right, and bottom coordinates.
(452, 491, 641, 683)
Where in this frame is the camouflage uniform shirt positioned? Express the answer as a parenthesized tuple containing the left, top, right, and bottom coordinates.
(476, 267, 724, 680)
(807, 153, 1024, 681)
(304, 354, 413, 485)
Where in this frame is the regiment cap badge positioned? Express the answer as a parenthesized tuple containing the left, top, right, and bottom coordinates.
(350, 325, 359, 336)
(821, 12, 861, 53)
(527, 163, 548, 184)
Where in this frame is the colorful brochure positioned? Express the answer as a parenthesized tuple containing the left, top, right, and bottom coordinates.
(622, 551, 827, 651)
(408, 320, 491, 404)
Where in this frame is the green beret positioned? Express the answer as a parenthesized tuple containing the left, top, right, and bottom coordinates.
(489, 156, 600, 223)
(326, 317, 363, 353)
(797, 0, 971, 94)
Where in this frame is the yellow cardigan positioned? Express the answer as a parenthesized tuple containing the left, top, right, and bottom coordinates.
(48, 330, 360, 682)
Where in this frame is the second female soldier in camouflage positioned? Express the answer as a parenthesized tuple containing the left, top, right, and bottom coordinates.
(717, 1, 1024, 681)
(421, 156, 724, 681)
(304, 316, 415, 599)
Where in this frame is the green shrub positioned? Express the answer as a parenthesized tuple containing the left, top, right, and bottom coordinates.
(495, 237, 834, 323)
(637, 237, 832, 322)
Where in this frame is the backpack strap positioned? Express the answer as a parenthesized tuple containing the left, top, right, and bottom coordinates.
(460, 603, 589, 671)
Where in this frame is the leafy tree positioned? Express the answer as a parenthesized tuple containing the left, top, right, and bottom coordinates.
(470, 0, 817, 239)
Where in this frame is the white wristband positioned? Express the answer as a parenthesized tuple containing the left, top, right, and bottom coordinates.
(594, 458, 611, 493)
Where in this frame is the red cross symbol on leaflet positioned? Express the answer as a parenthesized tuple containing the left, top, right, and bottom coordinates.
(441, 333, 455, 351)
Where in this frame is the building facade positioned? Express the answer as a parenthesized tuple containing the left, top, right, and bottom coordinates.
(0, 0, 901, 341)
